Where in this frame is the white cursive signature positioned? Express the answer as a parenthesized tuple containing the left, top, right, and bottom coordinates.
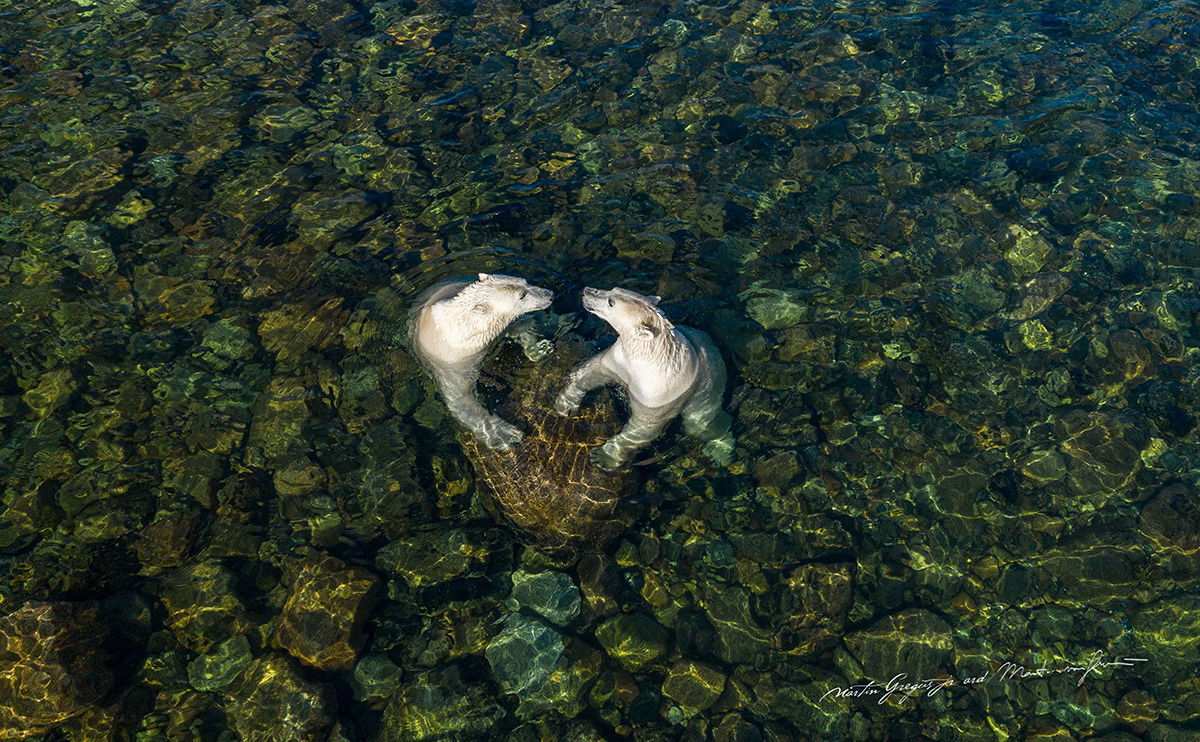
(822, 651, 1147, 705)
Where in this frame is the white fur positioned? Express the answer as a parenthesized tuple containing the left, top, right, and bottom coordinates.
(409, 273, 554, 450)
(556, 286, 735, 469)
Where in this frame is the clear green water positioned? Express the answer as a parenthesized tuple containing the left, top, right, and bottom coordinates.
(1, 0, 1199, 739)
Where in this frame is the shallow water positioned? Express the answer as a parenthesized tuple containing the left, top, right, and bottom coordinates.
(1, 0, 1199, 739)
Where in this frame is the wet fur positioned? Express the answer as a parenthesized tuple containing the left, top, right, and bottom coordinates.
(408, 274, 554, 450)
(556, 287, 735, 469)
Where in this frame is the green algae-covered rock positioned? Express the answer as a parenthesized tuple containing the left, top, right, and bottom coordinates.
(510, 570, 581, 626)
(595, 613, 669, 670)
(379, 665, 505, 742)
(486, 613, 564, 698)
(187, 635, 253, 692)
(274, 552, 381, 672)
(662, 660, 726, 712)
(224, 654, 334, 742)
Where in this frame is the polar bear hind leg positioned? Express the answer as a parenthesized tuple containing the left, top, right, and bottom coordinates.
(679, 330, 735, 466)
(591, 398, 677, 471)
(684, 404, 734, 466)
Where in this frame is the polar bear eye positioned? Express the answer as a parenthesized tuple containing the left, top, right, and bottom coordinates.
(607, 298, 614, 307)
(519, 291, 528, 300)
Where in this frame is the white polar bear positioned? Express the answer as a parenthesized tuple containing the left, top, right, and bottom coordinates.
(409, 273, 554, 450)
(555, 286, 735, 470)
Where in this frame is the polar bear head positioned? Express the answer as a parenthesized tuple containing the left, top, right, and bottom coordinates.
(449, 273, 554, 318)
(581, 286, 672, 340)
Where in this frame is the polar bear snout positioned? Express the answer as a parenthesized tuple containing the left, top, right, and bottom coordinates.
(523, 284, 555, 312)
(580, 286, 608, 315)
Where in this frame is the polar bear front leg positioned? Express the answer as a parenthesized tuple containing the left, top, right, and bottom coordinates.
(434, 366, 523, 451)
(555, 354, 614, 417)
(591, 400, 674, 471)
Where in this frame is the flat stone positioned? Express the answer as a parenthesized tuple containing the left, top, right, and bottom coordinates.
(274, 553, 380, 671)
(485, 613, 564, 698)
(511, 570, 581, 626)
(662, 660, 726, 711)
(224, 654, 334, 742)
(595, 613, 669, 670)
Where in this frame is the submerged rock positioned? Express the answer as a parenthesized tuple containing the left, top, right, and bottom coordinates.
(0, 602, 113, 739)
(595, 613, 670, 670)
(510, 570, 581, 626)
(187, 635, 253, 692)
(844, 609, 954, 683)
(160, 561, 252, 653)
(380, 665, 505, 742)
(1131, 596, 1200, 683)
(274, 553, 381, 671)
(699, 586, 773, 666)
(375, 528, 491, 588)
(224, 654, 335, 742)
(662, 660, 726, 712)
(516, 638, 602, 719)
(351, 653, 404, 702)
(577, 555, 622, 618)
(486, 613, 564, 698)
(460, 338, 637, 555)
(258, 297, 348, 362)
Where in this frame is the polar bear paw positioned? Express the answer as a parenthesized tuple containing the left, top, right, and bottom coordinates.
(477, 416, 524, 451)
(589, 442, 626, 471)
(702, 434, 736, 466)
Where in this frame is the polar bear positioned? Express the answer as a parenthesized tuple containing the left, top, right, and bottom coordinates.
(409, 273, 555, 450)
(555, 286, 735, 470)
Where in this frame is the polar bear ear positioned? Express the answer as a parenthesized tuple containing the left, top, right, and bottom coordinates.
(471, 302, 492, 315)
(637, 319, 660, 338)
(646, 295, 662, 306)
(477, 273, 491, 282)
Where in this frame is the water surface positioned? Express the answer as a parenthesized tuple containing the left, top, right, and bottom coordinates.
(1, 0, 1199, 739)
